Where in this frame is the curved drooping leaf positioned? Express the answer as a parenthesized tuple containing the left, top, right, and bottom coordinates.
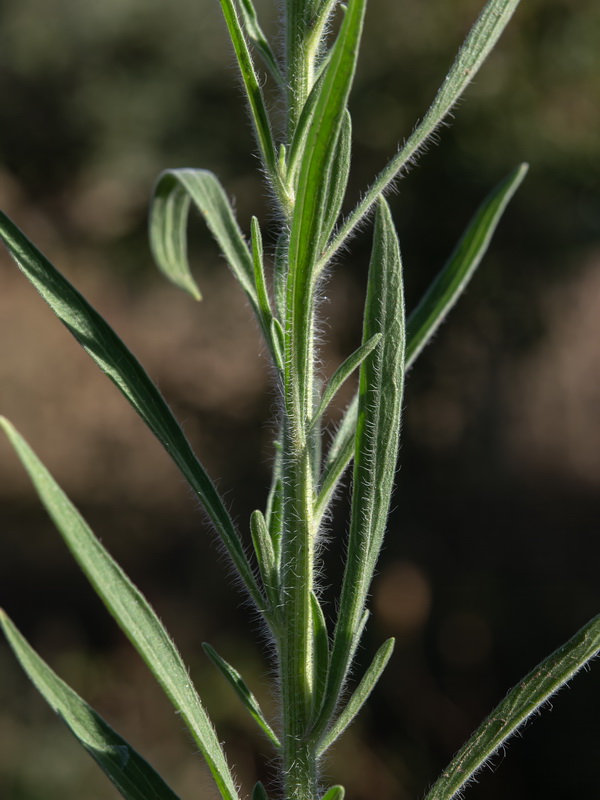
(0, 611, 181, 800)
(424, 614, 600, 800)
(0, 417, 240, 800)
(149, 168, 255, 302)
(0, 212, 263, 611)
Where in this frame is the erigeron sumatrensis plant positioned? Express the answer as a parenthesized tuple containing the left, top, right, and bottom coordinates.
(0, 0, 598, 798)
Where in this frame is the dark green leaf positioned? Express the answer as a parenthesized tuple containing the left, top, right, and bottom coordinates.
(0, 611, 181, 800)
(0, 418, 240, 800)
(0, 213, 264, 610)
(406, 163, 528, 366)
(203, 642, 281, 749)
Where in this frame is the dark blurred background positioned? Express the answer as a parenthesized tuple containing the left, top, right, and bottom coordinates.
(0, 0, 599, 798)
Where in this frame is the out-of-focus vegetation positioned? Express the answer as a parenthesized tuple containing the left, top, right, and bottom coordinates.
(0, 1, 598, 798)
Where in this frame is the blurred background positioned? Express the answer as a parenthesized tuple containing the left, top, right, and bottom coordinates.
(0, 0, 599, 797)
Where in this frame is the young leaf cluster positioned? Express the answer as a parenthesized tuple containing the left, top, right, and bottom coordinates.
(1, 1, 598, 800)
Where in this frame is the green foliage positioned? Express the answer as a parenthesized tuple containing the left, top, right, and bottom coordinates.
(1, 1, 598, 799)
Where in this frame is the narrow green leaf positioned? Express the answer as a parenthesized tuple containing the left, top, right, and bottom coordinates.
(218, 0, 282, 199)
(317, 638, 395, 756)
(250, 509, 280, 615)
(0, 213, 264, 611)
(315, 198, 405, 738)
(0, 611, 181, 800)
(320, 0, 522, 268)
(252, 782, 270, 800)
(0, 418, 240, 800)
(238, 0, 284, 85)
(251, 216, 273, 326)
(310, 591, 331, 722)
(321, 787, 345, 800)
(150, 169, 256, 303)
(202, 643, 281, 749)
(285, 0, 367, 424)
(406, 163, 528, 366)
(424, 614, 600, 800)
(310, 334, 381, 434)
(250, 215, 280, 363)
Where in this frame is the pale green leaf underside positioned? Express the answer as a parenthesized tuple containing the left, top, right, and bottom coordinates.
(425, 614, 600, 800)
(0, 211, 263, 611)
(0, 611, 181, 800)
(150, 168, 256, 303)
(0, 417, 240, 800)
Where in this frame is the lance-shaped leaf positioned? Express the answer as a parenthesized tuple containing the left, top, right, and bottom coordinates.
(317, 638, 395, 756)
(285, 0, 366, 423)
(320, 0, 523, 268)
(202, 643, 281, 749)
(317, 164, 527, 521)
(0, 418, 240, 800)
(424, 614, 600, 800)
(314, 198, 405, 738)
(406, 163, 528, 366)
(150, 169, 256, 303)
(0, 213, 264, 611)
(0, 611, 181, 800)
